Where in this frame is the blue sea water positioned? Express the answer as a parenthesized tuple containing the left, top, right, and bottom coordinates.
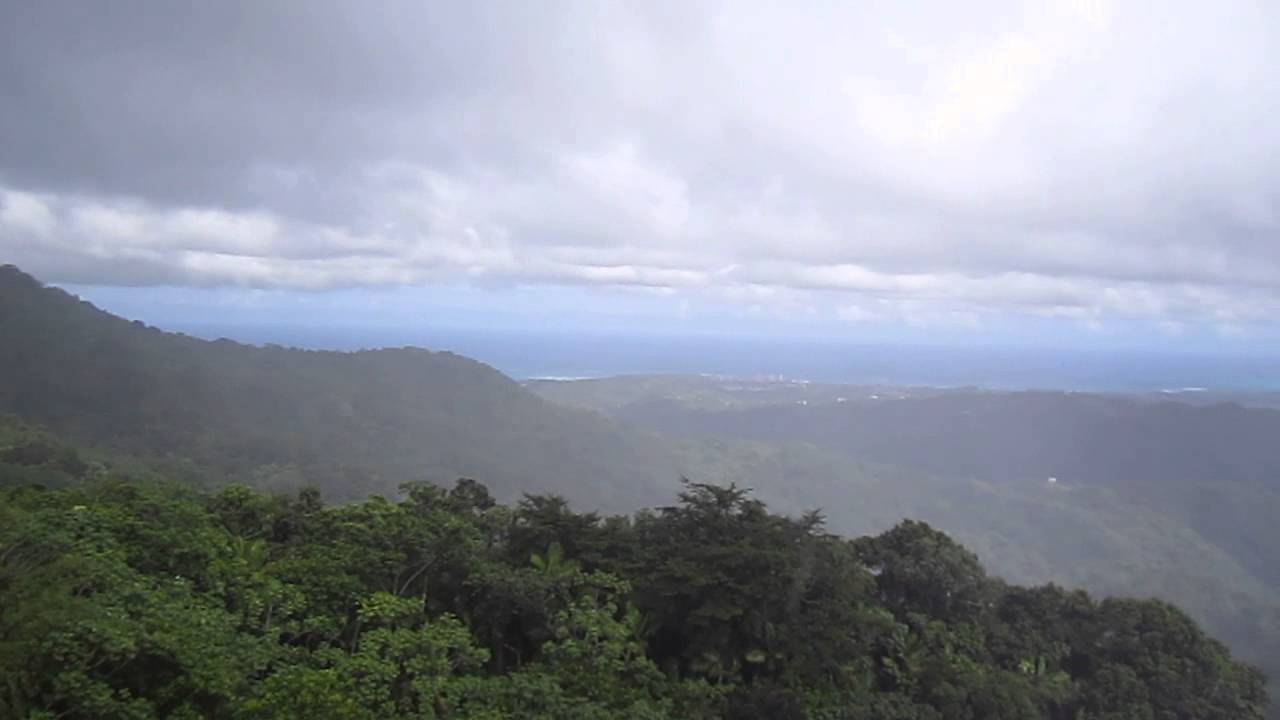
(169, 323, 1280, 393)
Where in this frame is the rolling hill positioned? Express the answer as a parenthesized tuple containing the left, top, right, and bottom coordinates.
(532, 374, 1280, 706)
(3, 265, 1278, 712)
(0, 265, 680, 511)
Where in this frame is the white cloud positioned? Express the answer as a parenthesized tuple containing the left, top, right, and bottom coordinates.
(0, 191, 56, 237)
(4, 0, 1280, 334)
(6, 175, 1280, 331)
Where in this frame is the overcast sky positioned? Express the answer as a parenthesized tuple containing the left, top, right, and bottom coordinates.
(3, 0, 1279, 347)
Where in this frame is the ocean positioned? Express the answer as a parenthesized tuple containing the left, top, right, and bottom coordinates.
(169, 323, 1280, 393)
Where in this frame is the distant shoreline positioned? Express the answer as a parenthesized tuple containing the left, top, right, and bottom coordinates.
(146, 321, 1280, 396)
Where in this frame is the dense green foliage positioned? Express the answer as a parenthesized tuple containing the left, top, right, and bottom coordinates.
(1, 461, 1267, 719)
(534, 375, 1280, 707)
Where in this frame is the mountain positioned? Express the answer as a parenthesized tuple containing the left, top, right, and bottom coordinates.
(531, 374, 1280, 710)
(0, 265, 679, 510)
(3, 265, 1276, 712)
(538, 377, 1280, 587)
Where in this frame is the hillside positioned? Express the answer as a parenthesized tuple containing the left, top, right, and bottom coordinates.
(1, 457, 1269, 718)
(547, 379, 1280, 586)
(532, 374, 1280, 709)
(0, 265, 679, 511)
(3, 266, 1276, 713)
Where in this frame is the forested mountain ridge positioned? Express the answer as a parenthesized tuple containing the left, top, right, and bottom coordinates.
(0, 265, 678, 510)
(1, 264, 1275, 715)
(0, 429, 1269, 718)
(532, 375, 1280, 714)
(540, 378, 1280, 588)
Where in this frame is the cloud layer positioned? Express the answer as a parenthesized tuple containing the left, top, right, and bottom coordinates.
(3, 0, 1279, 330)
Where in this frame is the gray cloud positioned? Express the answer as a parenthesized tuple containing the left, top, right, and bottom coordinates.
(3, 0, 1280, 328)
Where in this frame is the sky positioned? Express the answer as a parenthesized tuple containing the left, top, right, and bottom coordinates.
(3, 0, 1280, 352)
